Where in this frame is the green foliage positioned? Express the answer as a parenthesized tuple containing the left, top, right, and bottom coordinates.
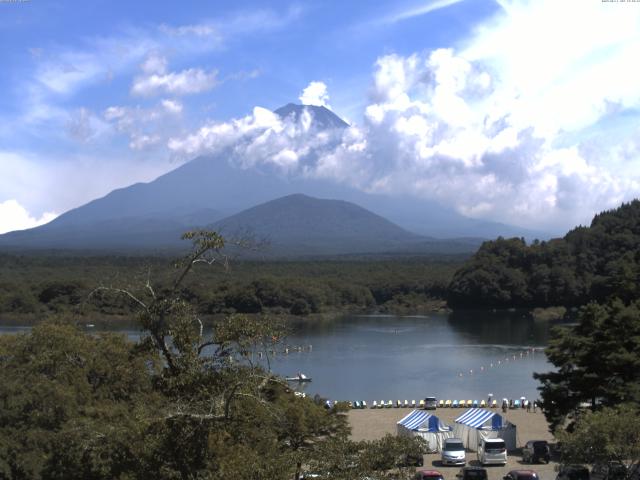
(557, 405, 640, 470)
(449, 200, 640, 308)
(303, 434, 427, 480)
(534, 299, 640, 432)
(0, 254, 461, 319)
(0, 231, 430, 479)
(0, 321, 163, 479)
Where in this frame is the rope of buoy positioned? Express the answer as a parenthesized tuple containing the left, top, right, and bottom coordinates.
(456, 347, 539, 379)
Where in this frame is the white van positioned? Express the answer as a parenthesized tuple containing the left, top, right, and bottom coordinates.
(477, 438, 507, 466)
(441, 438, 466, 465)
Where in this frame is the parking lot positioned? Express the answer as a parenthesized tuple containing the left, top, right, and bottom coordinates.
(348, 407, 560, 480)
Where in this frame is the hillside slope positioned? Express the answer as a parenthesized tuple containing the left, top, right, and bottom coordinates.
(448, 200, 640, 308)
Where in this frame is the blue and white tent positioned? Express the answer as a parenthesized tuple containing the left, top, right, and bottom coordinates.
(397, 410, 454, 452)
(453, 408, 516, 451)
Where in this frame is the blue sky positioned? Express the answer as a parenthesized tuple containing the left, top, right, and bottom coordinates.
(1, 0, 639, 234)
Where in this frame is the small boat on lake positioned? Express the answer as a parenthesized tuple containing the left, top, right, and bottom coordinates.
(285, 372, 312, 382)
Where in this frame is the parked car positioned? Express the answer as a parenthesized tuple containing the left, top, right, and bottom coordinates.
(477, 437, 507, 466)
(415, 469, 445, 480)
(522, 440, 551, 463)
(425, 396, 438, 410)
(591, 463, 627, 480)
(441, 438, 466, 466)
(456, 466, 488, 480)
(556, 465, 590, 480)
(504, 470, 540, 480)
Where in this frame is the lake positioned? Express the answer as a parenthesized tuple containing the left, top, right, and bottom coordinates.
(0, 310, 557, 404)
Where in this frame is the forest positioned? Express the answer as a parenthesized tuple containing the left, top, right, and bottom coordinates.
(0, 232, 428, 479)
(0, 253, 462, 321)
(448, 200, 640, 308)
(3, 201, 640, 321)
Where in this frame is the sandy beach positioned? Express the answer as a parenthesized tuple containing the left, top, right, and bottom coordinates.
(348, 407, 559, 480)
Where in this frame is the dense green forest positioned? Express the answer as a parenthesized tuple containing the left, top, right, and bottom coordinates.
(0, 232, 427, 479)
(4, 201, 640, 319)
(0, 254, 463, 320)
(448, 200, 640, 308)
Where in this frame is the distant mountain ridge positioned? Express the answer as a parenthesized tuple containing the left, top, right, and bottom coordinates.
(213, 193, 423, 255)
(0, 103, 548, 254)
(0, 193, 484, 256)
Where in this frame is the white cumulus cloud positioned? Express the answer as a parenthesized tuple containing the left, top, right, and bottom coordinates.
(299, 81, 331, 108)
(0, 199, 57, 234)
(163, 0, 640, 232)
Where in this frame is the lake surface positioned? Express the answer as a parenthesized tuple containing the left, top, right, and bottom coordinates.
(0, 310, 557, 403)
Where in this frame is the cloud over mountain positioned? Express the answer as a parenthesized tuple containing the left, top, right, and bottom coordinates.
(3, 0, 639, 236)
(299, 81, 331, 108)
(166, 1, 640, 232)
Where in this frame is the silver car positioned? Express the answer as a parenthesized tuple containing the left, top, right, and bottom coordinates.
(478, 438, 507, 466)
(442, 438, 466, 466)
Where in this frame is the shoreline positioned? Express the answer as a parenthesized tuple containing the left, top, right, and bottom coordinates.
(0, 306, 451, 327)
(0, 303, 572, 327)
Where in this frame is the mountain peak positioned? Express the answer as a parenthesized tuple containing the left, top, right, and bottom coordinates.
(274, 103, 349, 129)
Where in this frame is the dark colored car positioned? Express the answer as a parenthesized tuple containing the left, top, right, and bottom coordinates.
(415, 469, 445, 480)
(522, 440, 551, 463)
(456, 466, 488, 480)
(556, 465, 590, 480)
(591, 463, 627, 480)
(504, 470, 540, 480)
(424, 396, 438, 410)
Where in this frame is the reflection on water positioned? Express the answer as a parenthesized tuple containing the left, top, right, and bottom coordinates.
(0, 310, 560, 402)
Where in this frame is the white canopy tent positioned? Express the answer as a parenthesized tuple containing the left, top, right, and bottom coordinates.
(453, 408, 517, 451)
(397, 410, 454, 452)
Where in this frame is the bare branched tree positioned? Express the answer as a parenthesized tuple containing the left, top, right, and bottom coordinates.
(87, 230, 287, 422)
